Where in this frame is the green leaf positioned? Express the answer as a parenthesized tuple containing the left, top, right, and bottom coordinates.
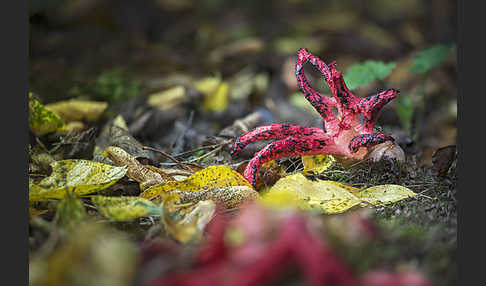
(28, 92, 65, 136)
(344, 61, 396, 90)
(92, 196, 161, 221)
(408, 43, 455, 74)
(29, 160, 127, 202)
(394, 94, 414, 134)
(89, 68, 140, 103)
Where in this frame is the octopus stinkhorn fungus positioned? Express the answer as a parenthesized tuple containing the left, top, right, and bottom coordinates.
(231, 49, 404, 187)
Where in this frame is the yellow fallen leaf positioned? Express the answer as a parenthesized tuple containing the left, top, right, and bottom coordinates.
(203, 81, 229, 112)
(161, 194, 215, 243)
(56, 121, 85, 134)
(29, 160, 127, 202)
(261, 173, 362, 214)
(195, 76, 220, 95)
(141, 165, 258, 208)
(45, 99, 108, 122)
(141, 165, 252, 197)
(258, 191, 310, 211)
(302, 154, 335, 174)
(147, 86, 187, 110)
(92, 196, 161, 221)
(323, 180, 362, 196)
(29, 92, 65, 136)
(169, 185, 259, 209)
(261, 174, 416, 214)
(354, 184, 416, 206)
(195, 77, 229, 112)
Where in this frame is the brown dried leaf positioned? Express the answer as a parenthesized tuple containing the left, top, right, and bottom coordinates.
(103, 146, 172, 190)
(432, 145, 456, 177)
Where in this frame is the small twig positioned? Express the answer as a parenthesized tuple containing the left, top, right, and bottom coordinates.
(347, 159, 367, 168)
(415, 193, 436, 200)
(29, 173, 48, 178)
(35, 137, 50, 154)
(346, 183, 371, 187)
(187, 146, 223, 163)
(322, 170, 351, 175)
(417, 187, 434, 195)
(83, 203, 98, 210)
(404, 183, 436, 188)
(143, 146, 195, 172)
(283, 158, 304, 173)
(227, 160, 250, 168)
(173, 140, 232, 158)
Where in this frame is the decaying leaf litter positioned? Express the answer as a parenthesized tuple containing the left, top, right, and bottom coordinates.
(29, 1, 456, 286)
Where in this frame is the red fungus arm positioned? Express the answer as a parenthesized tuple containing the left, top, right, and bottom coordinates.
(243, 135, 341, 186)
(295, 49, 340, 134)
(348, 133, 394, 153)
(358, 88, 399, 133)
(230, 123, 326, 157)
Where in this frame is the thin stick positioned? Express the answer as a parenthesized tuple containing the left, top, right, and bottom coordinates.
(143, 146, 193, 171)
(187, 146, 222, 163)
(227, 160, 250, 168)
(416, 193, 436, 200)
(172, 140, 232, 158)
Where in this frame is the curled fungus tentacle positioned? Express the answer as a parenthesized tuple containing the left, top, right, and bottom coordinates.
(231, 49, 403, 187)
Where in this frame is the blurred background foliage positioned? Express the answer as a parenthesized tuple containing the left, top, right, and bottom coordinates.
(29, 0, 456, 164)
